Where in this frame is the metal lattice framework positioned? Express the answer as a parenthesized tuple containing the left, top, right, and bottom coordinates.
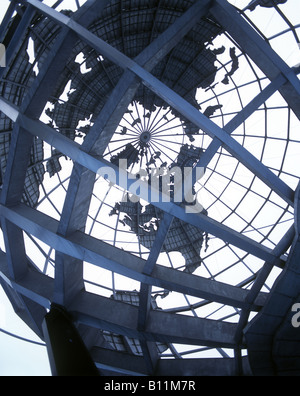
(0, 0, 300, 376)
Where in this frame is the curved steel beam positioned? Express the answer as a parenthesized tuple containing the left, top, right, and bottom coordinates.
(210, 0, 300, 121)
(26, 0, 295, 207)
(0, 203, 269, 310)
(0, 99, 284, 266)
(0, 250, 239, 349)
(0, 0, 111, 335)
(4, 110, 283, 264)
(0, 257, 240, 348)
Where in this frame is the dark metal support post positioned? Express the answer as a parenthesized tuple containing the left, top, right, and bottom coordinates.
(42, 304, 100, 376)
